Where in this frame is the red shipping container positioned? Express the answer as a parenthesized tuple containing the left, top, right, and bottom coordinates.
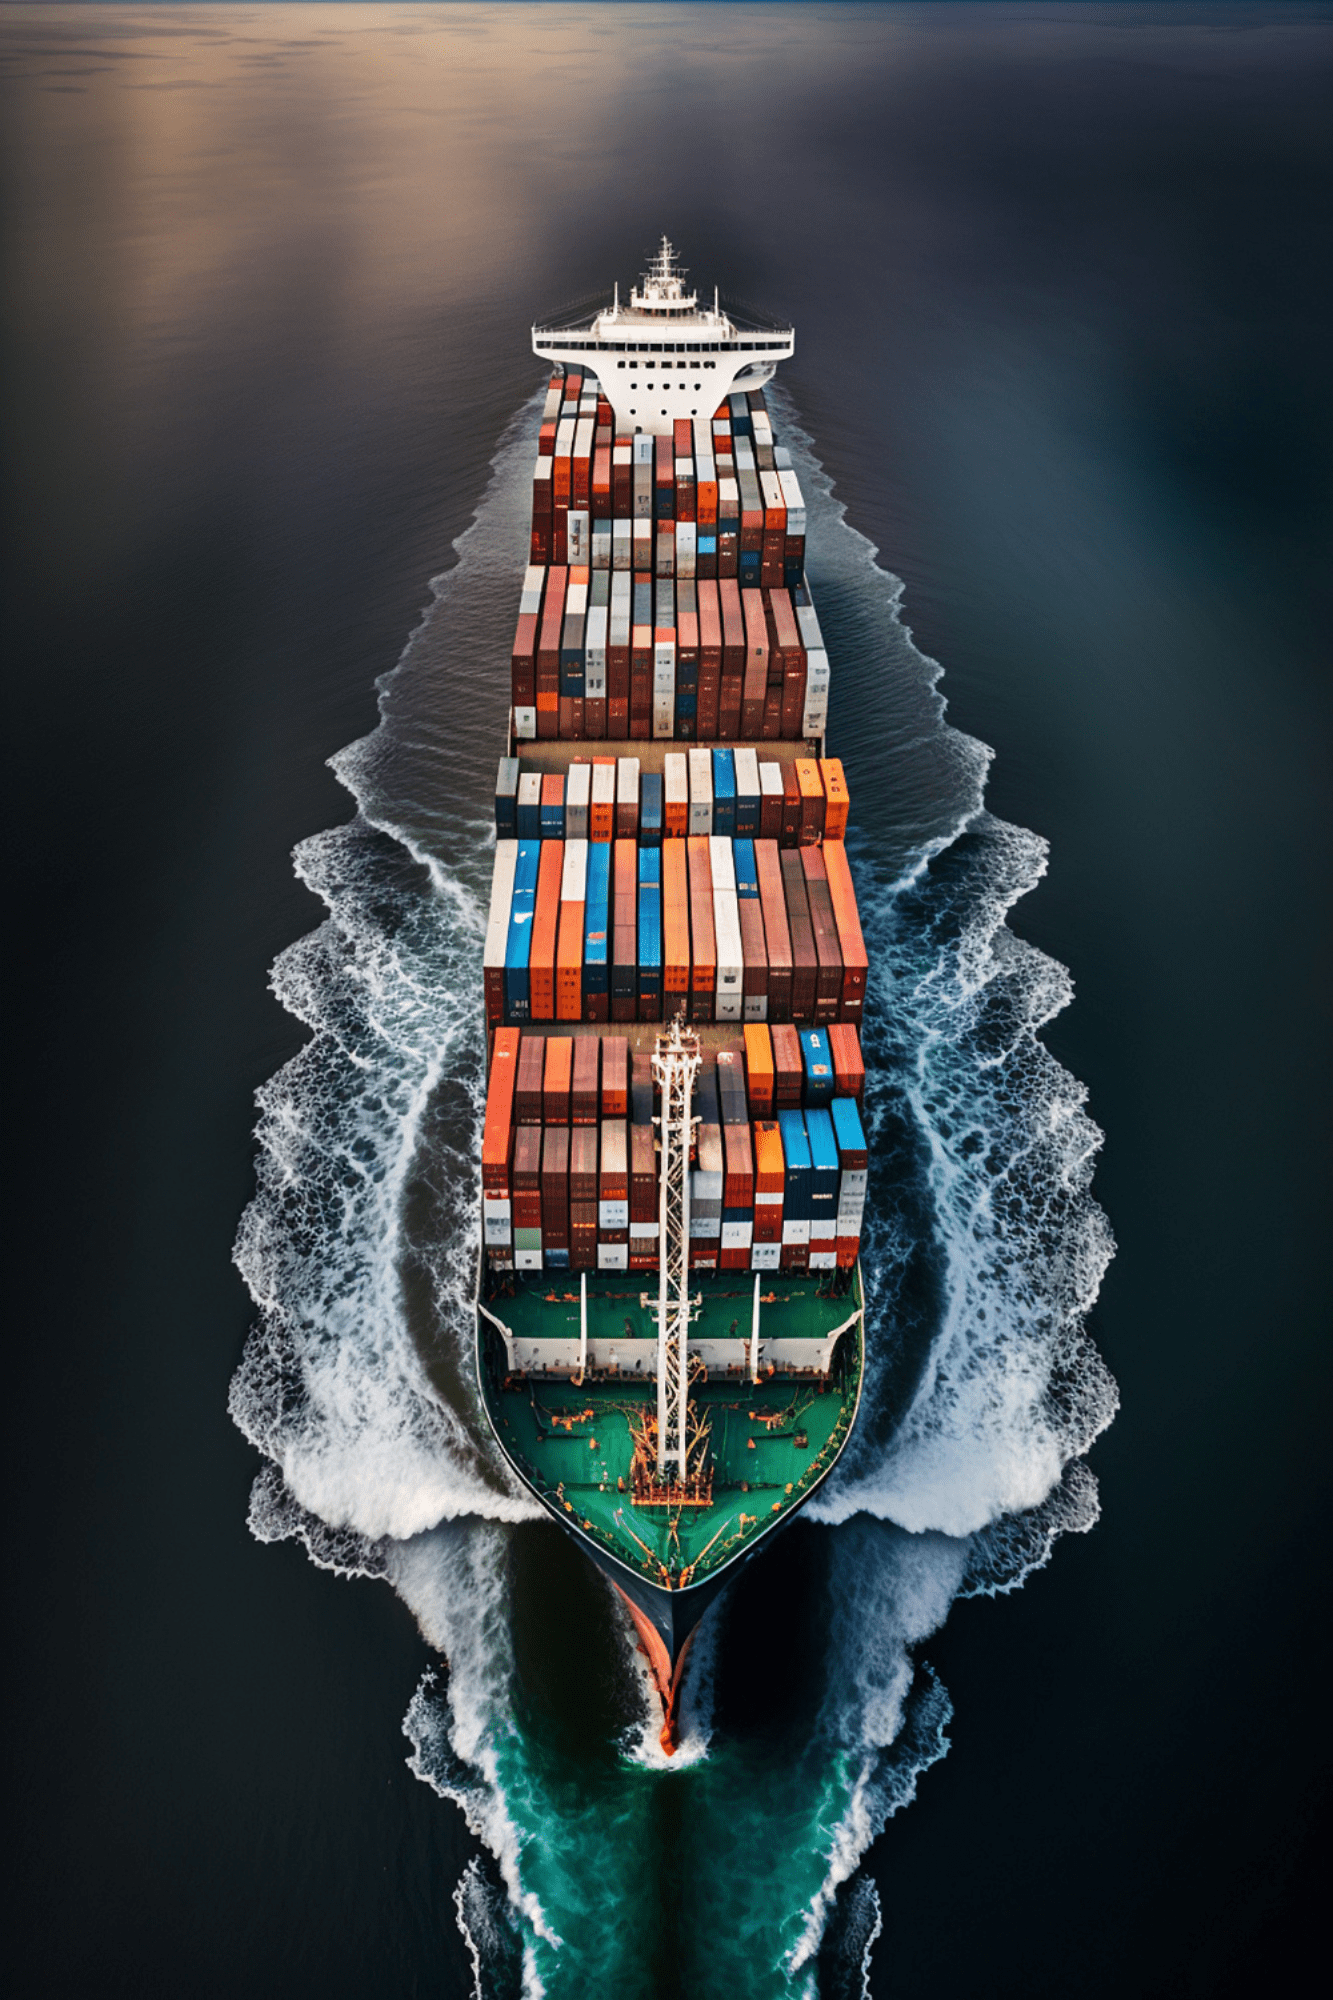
(828, 1021, 866, 1101)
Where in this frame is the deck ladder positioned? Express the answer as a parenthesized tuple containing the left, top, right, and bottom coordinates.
(652, 1021, 700, 1478)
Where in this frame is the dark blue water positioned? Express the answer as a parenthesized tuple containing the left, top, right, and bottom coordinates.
(6, 7, 1330, 1997)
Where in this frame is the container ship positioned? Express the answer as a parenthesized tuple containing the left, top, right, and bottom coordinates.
(476, 243, 868, 1753)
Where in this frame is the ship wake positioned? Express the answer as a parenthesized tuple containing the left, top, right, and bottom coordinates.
(230, 389, 1116, 1996)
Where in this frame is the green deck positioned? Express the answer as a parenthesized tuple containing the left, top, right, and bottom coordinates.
(479, 1269, 863, 1588)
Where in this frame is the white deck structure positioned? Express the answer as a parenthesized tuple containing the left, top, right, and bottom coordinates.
(532, 237, 795, 436)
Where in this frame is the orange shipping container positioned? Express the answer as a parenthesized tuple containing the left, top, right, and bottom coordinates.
(529, 841, 563, 1021)
(795, 759, 826, 844)
(556, 900, 584, 1020)
(822, 841, 869, 1010)
(820, 759, 849, 841)
(542, 1035, 573, 1124)
(482, 1028, 521, 1191)
(743, 1023, 775, 1116)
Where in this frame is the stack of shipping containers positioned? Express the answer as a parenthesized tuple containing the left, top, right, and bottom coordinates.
(482, 377, 870, 1302)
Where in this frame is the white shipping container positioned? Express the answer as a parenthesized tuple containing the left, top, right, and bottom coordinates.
(688, 747, 713, 833)
(760, 760, 784, 811)
(483, 1200, 512, 1247)
(754, 1189, 784, 1207)
(796, 604, 825, 652)
(808, 1251, 838, 1272)
(575, 416, 596, 451)
(733, 746, 760, 806)
(517, 772, 541, 819)
(664, 752, 688, 818)
(633, 434, 654, 465)
(592, 761, 616, 819)
(675, 521, 696, 579)
(654, 638, 676, 677)
(743, 994, 769, 1023)
(617, 757, 640, 811)
(598, 1200, 629, 1231)
(782, 1217, 812, 1246)
(778, 468, 807, 535)
(584, 609, 607, 700)
(591, 527, 611, 570)
(515, 1249, 543, 1272)
(564, 766, 590, 838)
(597, 1243, 629, 1272)
(751, 1243, 781, 1271)
(708, 835, 736, 893)
(839, 1168, 868, 1199)
(653, 702, 675, 740)
(612, 521, 631, 570)
(513, 706, 536, 740)
(482, 841, 519, 982)
(721, 1220, 753, 1250)
(712, 889, 744, 1020)
(568, 511, 590, 564)
(630, 1221, 660, 1242)
(520, 565, 545, 616)
(689, 1214, 722, 1240)
(633, 519, 653, 567)
(611, 569, 632, 616)
(560, 839, 588, 903)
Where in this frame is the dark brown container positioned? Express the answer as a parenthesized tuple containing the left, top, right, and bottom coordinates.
(781, 764, 802, 847)
(770, 1023, 803, 1108)
(572, 1036, 600, 1124)
(513, 1123, 543, 1190)
(601, 1037, 629, 1118)
(738, 897, 769, 1012)
(569, 1125, 599, 1202)
(515, 1035, 545, 1124)
(781, 850, 819, 1020)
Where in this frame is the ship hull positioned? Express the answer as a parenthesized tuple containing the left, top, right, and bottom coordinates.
(474, 1266, 864, 1747)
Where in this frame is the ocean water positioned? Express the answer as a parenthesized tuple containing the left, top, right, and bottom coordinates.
(7, 7, 1330, 1999)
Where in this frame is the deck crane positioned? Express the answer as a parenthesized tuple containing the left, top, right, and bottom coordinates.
(652, 1020, 700, 1479)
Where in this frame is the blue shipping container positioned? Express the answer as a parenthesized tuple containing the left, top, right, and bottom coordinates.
(712, 748, 736, 838)
(733, 838, 759, 899)
(777, 1109, 812, 1218)
(800, 1028, 835, 1106)
(583, 843, 610, 998)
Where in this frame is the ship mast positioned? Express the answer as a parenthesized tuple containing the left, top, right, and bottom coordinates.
(652, 1021, 700, 1477)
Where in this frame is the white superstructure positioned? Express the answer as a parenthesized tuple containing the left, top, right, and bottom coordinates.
(532, 237, 794, 437)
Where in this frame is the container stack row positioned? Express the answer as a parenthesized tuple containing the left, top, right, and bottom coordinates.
(510, 567, 828, 744)
(481, 1024, 868, 1278)
(529, 381, 803, 582)
(482, 832, 867, 1029)
(496, 747, 847, 847)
